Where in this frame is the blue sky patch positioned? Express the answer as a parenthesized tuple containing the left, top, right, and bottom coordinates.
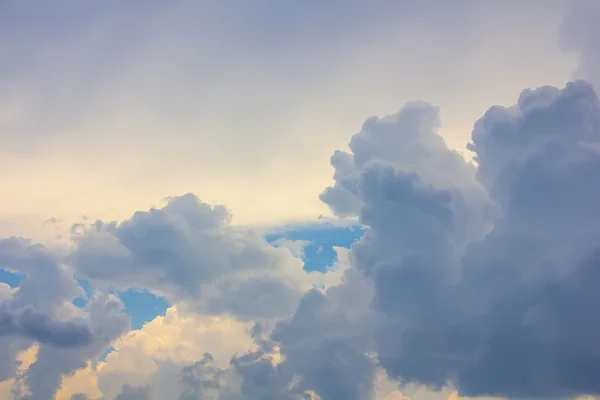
(266, 222, 364, 272)
(0, 269, 24, 288)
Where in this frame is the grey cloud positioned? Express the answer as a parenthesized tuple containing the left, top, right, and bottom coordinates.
(449, 81, 600, 397)
(325, 81, 600, 398)
(115, 384, 150, 400)
(320, 101, 492, 243)
(0, 234, 130, 399)
(0, 304, 93, 348)
(179, 353, 226, 400)
(70, 193, 309, 320)
(0, 237, 81, 313)
(21, 293, 130, 400)
(225, 267, 376, 400)
(0, 236, 83, 384)
(145, 269, 376, 400)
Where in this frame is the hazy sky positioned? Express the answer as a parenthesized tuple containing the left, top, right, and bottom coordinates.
(2, 1, 600, 399)
(1, 0, 575, 237)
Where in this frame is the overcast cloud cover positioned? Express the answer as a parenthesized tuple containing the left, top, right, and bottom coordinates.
(2, 1, 600, 399)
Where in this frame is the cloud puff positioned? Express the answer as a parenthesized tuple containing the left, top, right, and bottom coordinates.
(70, 193, 316, 320)
(0, 237, 130, 399)
(320, 101, 491, 243)
(20, 293, 129, 400)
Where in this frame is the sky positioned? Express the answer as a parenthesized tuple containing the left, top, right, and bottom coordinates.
(1, 0, 600, 399)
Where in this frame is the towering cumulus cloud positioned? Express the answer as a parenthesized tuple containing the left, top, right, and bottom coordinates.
(319, 81, 600, 398)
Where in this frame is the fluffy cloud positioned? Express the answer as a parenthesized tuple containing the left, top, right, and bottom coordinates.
(0, 238, 129, 399)
(70, 194, 316, 320)
(319, 81, 600, 398)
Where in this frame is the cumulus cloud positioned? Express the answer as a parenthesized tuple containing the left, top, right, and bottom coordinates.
(94, 305, 254, 400)
(320, 101, 492, 242)
(318, 81, 600, 399)
(70, 193, 316, 320)
(0, 237, 130, 399)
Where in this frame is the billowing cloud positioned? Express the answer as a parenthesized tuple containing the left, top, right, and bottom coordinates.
(70, 193, 323, 320)
(319, 81, 600, 398)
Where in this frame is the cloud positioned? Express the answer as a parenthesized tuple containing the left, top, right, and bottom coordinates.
(20, 293, 129, 400)
(318, 81, 600, 398)
(95, 305, 254, 399)
(70, 193, 315, 320)
(199, 264, 378, 400)
(0, 236, 130, 399)
(0, 304, 93, 348)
